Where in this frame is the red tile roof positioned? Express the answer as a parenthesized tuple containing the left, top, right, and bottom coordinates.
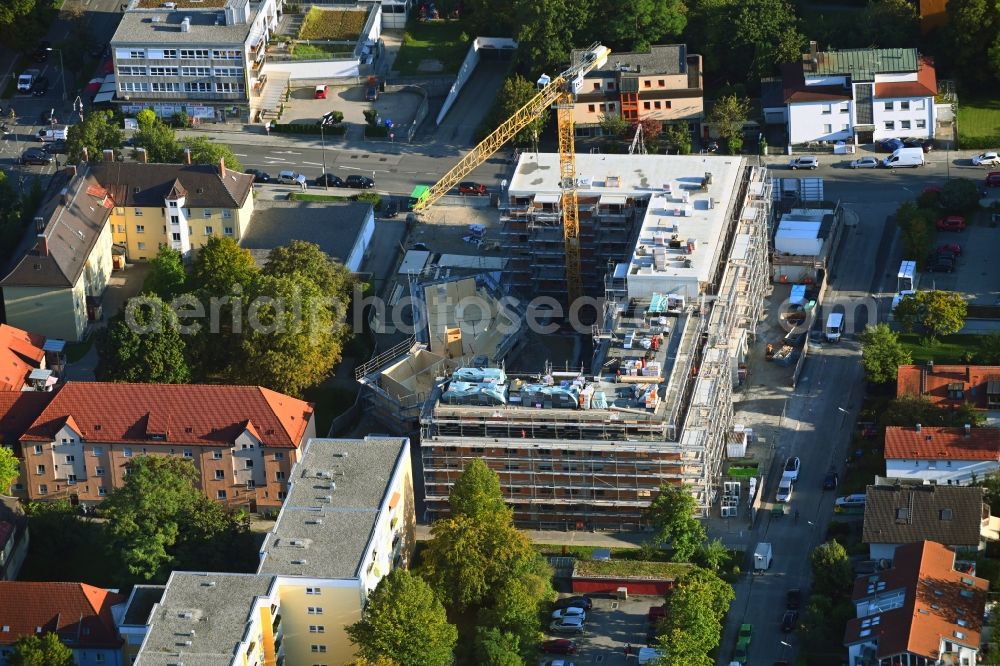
(0, 582, 126, 648)
(874, 56, 937, 99)
(0, 391, 54, 445)
(22, 383, 313, 448)
(0, 325, 45, 392)
(845, 541, 988, 660)
(781, 62, 852, 104)
(885, 426, 1000, 461)
(896, 364, 1000, 408)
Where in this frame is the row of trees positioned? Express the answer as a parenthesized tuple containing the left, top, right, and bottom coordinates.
(896, 181, 982, 268)
(97, 239, 355, 396)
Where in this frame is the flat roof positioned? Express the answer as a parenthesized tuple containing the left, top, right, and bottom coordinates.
(136, 572, 275, 666)
(257, 437, 409, 579)
(242, 200, 372, 269)
(112, 4, 260, 45)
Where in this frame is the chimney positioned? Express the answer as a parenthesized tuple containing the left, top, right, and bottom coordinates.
(184, 148, 192, 165)
(916, 423, 922, 432)
(965, 423, 972, 437)
(137, 147, 148, 163)
(967, 366, 971, 382)
(219, 157, 226, 179)
(82, 146, 89, 162)
(809, 40, 818, 62)
(60, 187, 70, 206)
(927, 359, 934, 371)
(36, 234, 48, 257)
(102, 149, 114, 162)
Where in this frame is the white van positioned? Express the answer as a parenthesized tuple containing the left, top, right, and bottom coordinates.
(825, 312, 844, 342)
(37, 126, 68, 142)
(883, 147, 925, 168)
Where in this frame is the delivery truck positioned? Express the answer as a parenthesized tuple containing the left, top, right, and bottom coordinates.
(883, 147, 925, 168)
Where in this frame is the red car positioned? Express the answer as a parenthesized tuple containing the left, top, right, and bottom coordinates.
(922, 184, 942, 195)
(987, 172, 1000, 187)
(936, 215, 966, 231)
(458, 181, 488, 195)
(936, 242, 962, 256)
(314, 85, 328, 99)
(541, 639, 577, 655)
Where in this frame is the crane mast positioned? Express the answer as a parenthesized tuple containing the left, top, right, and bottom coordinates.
(413, 43, 611, 304)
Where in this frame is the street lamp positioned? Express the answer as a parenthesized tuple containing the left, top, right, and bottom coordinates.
(46, 47, 66, 101)
(319, 122, 328, 191)
(73, 96, 83, 124)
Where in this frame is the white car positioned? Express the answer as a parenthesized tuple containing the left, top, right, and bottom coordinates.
(850, 156, 879, 169)
(550, 616, 586, 634)
(972, 151, 1000, 167)
(776, 477, 794, 502)
(16, 73, 34, 92)
(782, 456, 801, 482)
(277, 170, 307, 187)
(551, 607, 586, 621)
(789, 156, 819, 169)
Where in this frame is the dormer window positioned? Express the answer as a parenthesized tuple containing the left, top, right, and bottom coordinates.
(168, 201, 178, 208)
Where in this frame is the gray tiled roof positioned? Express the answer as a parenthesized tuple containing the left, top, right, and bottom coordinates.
(862, 484, 985, 547)
(136, 572, 274, 666)
(89, 162, 253, 210)
(572, 44, 688, 76)
(257, 437, 408, 579)
(241, 200, 372, 268)
(111, 7, 258, 46)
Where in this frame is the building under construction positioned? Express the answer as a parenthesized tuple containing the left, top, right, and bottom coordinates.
(414, 154, 773, 529)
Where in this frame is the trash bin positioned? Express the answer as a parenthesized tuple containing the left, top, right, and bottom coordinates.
(616, 586, 628, 600)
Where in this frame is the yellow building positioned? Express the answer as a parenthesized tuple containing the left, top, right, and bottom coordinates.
(0, 166, 115, 342)
(90, 160, 255, 261)
(132, 437, 415, 666)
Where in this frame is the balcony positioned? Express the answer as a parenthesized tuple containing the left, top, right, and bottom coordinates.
(271, 613, 281, 633)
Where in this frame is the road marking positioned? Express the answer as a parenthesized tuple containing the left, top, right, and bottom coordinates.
(232, 153, 248, 157)
(301, 161, 323, 166)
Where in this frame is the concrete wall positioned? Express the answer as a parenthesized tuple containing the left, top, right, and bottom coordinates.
(571, 576, 677, 596)
(264, 58, 361, 81)
(885, 458, 1000, 485)
(436, 37, 517, 126)
(346, 207, 376, 272)
(2, 284, 85, 341)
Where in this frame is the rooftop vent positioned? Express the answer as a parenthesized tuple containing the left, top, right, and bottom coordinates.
(291, 559, 308, 565)
(200, 581, 216, 588)
(306, 518, 323, 525)
(317, 471, 331, 478)
(162, 1, 177, 7)
(151, 15, 163, 22)
(180, 16, 191, 32)
(178, 612, 193, 619)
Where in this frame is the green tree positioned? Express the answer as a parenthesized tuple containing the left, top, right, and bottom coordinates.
(663, 123, 692, 154)
(97, 295, 191, 384)
(895, 201, 935, 267)
(477, 559, 552, 659)
(645, 484, 707, 562)
(449, 458, 510, 520)
(512, 0, 596, 71)
(143, 246, 187, 300)
(707, 95, 751, 154)
(346, 569, 458, 666)
(940, 178, 982, 214)
(0, 0, 34, 31)
(8, 632, 75, 666)
(345, 658, 401, 666)
(979, 332, 1000, 364)
(859, 324, 912, 384)
(980, 473, 1000, 512)
(731, 0, 803, 78)
(880, 395, 983, 428)
(134, 108, 181, 163)
(693, 538, 730, 572)
(598, 0, 686, 51)
(893, 290, 968, 340)
(657, 567, 734, 665)
(237, 273, 345, 396)
(66, 110, 125, 164)
(862, 0, 918, 47)
(192, 236, 259, 295)
(474, 627, 522, 666)
(263, 240, 354, 298)
(945, 0, 1000, 85)
(491, 75, 547, 147)
(182, 137, 244, 171)
(0, 445, 19, 494)
(810, 540, 853, 600)
(104, 456, 248, 581)
(599, 113, 629, 139)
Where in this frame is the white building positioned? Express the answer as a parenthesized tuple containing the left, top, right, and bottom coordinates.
(885, 425, 1000, 485)
(764, 42, 937, 146)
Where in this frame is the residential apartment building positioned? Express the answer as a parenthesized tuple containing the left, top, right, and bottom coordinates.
(569, 44, 704, 137)
(0, 166, 114, 342)
(885, 425, 1000, 485)
(0, 582, 126, 666)
(110, 0, 279, 122)
(134, 436, 415, 666)
(0, 324, 47, 392)
(91, 160, 255, 260)
(0, 497, 28, 581)
(16, 382, 315, 511)
(862, 484, 999, 560)
(844, 541, 987, 666)
(422, 157, 773, 526)
(897, 362, 1000, 409)
(764, 42, 937, 145)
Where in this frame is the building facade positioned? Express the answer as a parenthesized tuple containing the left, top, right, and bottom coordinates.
(885, 425, 1000, 485)
(766, 42, 937, 145)
(16, 382, 315, 511)
(569, 44, 704, 137)
(110, 0, 280, 123)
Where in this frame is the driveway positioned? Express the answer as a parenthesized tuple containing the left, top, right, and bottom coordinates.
(543, 594, 660, 665)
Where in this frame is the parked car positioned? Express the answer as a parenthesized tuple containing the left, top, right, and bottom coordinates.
(411, 242, 429, 251)
(320, 111, 342, 126)
(781, 610, 799, 633)
(822, 469, 839, 490)
(783, 456, 801, 481)
(789, 156, 819, 170)
(277, 170, 307, 187)
(555, 596, 593, 611)
(902, 137, 933, 152)
(345, 174, 375, 189)
(925, 254, 955, 273)
(551, 607, 586, 621)
(835, 493, 867, 508)
(549, 616, 585, 634)
(314, 85, 328, 99)
(786, 589, 801, 610)
(922, 184, 942, 195)
(878, 138, 905, 152)
(365, 76, 379, 101)
(936, 242, 962, 257)
(986, 172, 1000, 187)
(850, 156, 879, 169)
(541, 660, 575, 666)
(30, 77, 49, 96)
(541, 639, 577, 655)
(381, 197, 399, 218)
(244, 168, 271, 183)
(936, 215, 967, 231)
(20, 148, 53, 165)
(43, 139, 66, 154)
(458, 181, 488, 195)
(31, 41, 50, 63)
(315, 173, 345, 187)
(776, 477, 794, 502)
(972, 151, 1000, 167)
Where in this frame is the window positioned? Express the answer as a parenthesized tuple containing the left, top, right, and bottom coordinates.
(212, 49, 242, 60)
(181, 66, 211, 76)
(276, 471, 285, 481)
(222, 209, 232, 219)
(135, 224, 145, 233)
(218, 490, 228, 499)
(278, 491, 287, 500)
(309, 626, 325, 633)
(842, 124, 850, 131)
(98, 487, 107, 496)
(119, 82, 148, 92)
(123, 448, 133, 458)
(180, 49, 210, 59)
(33, 445, 43, 455)
(150, 82, 180, 92)
(213, 67, 243, 77)
(274, 452, 285, 460)
(607, 102, 615, 111)
(162, 49, 177, 59)
(215, 470, 225, 480)
(172, 232, 181, 242)
(92, 446, 103, 456)
(224, 226, 234, 235)
(244, 459, 254, 469)
(593, 81, 601, 90)
(607, 81, 615, 90)
(643, 101, 651, 110)
(128, 49, 146, 59)
(657, 79, 665, 87)
(822, 104, 832, 115)
(116, 225, 125, 233)
(168, 201, 177, 208)
(38, 485, 48, 495)
(203, 209, 212, 218)
(915, 99, 926, 110)
(95, 467, 105, 476)
(65, 455, 75, 463)
(67, 474, 77, 484)
(118, 66, 146, 76)
(916, 119, 926, 129)
(900, 101, 910, 110)
(246, 480, 255, 490)
(587, 104, 595, 112)
(36, 465, 45, 475)
(137, 242, 146, 250)
(306, 587, 321, 595)
(213, 450, 223, 460)
(307, 607, 323, 615)
(184, 82, 212, 93)
(840, 103, 849, 113)
(884, 101, 894, 111)
(170, 215, 179, 224)
(884, 121, 895, 130)
(215, 82, 244, 93)
(311, 645, 327, 653)
(901, 120, 911, 129)
(149, 67, 178, 76)
(823, 124, 832, 133)
(643, 79, 651, 88)
(204, 226, 213, 235)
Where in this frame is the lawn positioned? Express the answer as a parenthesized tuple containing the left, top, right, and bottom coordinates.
(897, 333, 989, 365)
(289, 42, 354, 61)
(393, 19, 468, 75)
(957, 95, 1000, 149)
(65, 335, 94, 363)
(574, 559, 692, 579)
(289, 192, 353, 202)
(298, 7, 367, 41)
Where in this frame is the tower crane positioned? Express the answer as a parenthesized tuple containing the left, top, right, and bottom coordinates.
(412, 42, 611, 303)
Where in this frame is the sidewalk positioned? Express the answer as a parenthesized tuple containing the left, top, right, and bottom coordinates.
(415, 524, 648, 547)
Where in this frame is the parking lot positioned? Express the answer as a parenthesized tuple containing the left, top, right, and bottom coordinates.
(279, 82, 423, 140)
(543, 594, 663, 665)
(924, 220, 998, 305)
